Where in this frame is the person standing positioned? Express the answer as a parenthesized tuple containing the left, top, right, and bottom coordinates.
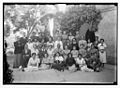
(13, 37, 24, 68)
(98, 39, 107, 67)
(22, 44, 31, 68)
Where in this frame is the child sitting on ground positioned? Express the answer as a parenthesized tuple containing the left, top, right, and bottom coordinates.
(40, 53, 50, 70)
(51, 53, 64, 71)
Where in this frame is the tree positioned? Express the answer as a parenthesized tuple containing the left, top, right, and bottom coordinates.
(4, 5, 49, 39)
(56, 5, 102, 35)
(3, 45, 14, 84)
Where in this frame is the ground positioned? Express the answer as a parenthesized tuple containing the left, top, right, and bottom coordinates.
(7, 55, 116, 83)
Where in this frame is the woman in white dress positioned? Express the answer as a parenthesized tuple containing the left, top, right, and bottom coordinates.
(24, 53, 40, 72)
(98, 39, 107, 67)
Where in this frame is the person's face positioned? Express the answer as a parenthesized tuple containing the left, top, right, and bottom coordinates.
(95, 37, 99, 41)
(65, 46, 68, 49)
(76, 31, 79, 35)
(73, 46, 76, 50)
(91, 45, 94, 49)
(25, 45, 28, 49)
(69, 54, 72, 57)
(69, 32, 72, 36)
(45, 54, 47, 58)
(73, 39, 76, 42)
(58, 37, 61, 41)
(33, 54, 36, 59)
(100, 40, 104, 43)
(63, 31, 66, 34)
(78, 55, 82, 59)
(56, 53, 59, 57)
(35, 39, 37, 42)
(88, 39, 90, 43)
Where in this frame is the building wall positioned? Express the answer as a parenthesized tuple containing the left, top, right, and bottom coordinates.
(95, 9, 117, 64)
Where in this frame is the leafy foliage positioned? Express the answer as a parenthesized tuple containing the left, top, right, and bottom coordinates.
(57, 5, 102, 35)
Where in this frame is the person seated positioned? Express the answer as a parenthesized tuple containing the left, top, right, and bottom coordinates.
(68, 32, 74, 43)
(33, 39, 39, 49)
(53, 44, 64, 56)
(88, 44, 99, 58)
(86, 53, 102, 72)
(38, 45, 47, 65)
(54, 37, 63, 49)
(78, 36, 87, 49)
(66, 53, 77, 72)
(71, 46, 79, 59)
(51, 52, 64, 71)
(62, 31, 68, 44)
(87, 39, 93, 51)
(63, 39, 72, 50)
(79, 44, 87, 58)
(31, 45, 39, 55)
(22, 44, 31, 68)
(54, 52, 64, 64)
(63, 45, 70, 56)
(40, 53, 50, 70)
(47, 37, 54, 48)
(22, 53, 40, 72)
(75, 31, 80, 42)
(71, 38, 79, 50)
(75, 54, 94, 72)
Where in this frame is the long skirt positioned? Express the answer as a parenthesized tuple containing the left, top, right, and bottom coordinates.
(13, 54, 22, 68)
(80, 65, 94, 72)
(99, 51, 107, 63)
(68, 64, 77, 72)
(22, 56, 30, 68)
(24, 66, 39, 72)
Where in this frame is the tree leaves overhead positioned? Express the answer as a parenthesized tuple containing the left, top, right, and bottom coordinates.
(56, 5, 102, 35)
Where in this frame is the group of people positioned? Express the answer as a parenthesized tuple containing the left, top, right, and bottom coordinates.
(13, 30, 107, 72)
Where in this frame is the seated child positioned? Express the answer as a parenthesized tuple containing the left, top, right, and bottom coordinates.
(75, 54, 94, 72)
(54, 52, 64, 64)
(51, 53, 64, 71)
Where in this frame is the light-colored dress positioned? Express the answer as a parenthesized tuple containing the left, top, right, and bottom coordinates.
(47, 48, 54, 63)
(98, 43, 107, 63)
(55, 56, 64, 62)
(75, 58, 94, 72)
(24, 57, 40, 72)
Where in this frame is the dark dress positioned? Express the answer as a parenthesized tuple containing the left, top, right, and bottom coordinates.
(13, 41, 24, 68)
(22, 49, 31, 67)
(71, 43, 79, 50)
(85, 29, 95, 43)
(66, 57, 76, 67)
